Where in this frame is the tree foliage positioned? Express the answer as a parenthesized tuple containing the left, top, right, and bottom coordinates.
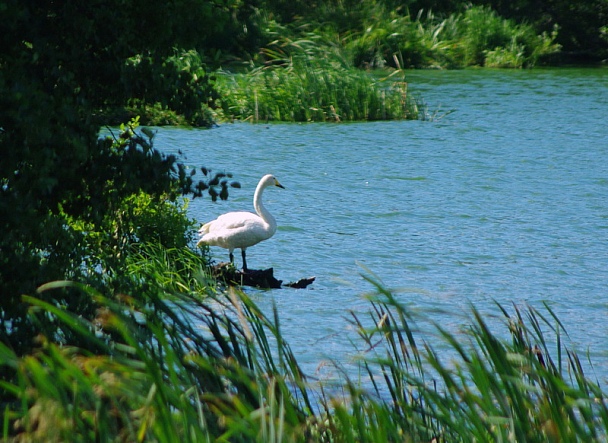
(0, 1, 247, 356)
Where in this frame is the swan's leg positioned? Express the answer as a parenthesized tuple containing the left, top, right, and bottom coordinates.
(229, 251, 235, 264)
(241, 249, 248, 272)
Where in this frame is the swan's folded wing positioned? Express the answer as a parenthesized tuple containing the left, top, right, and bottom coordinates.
(205, 212, 261, 232)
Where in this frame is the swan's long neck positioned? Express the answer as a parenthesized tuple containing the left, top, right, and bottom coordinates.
(253, 183, 277, 233)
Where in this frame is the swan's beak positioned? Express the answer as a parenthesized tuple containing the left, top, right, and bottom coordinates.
(275, 179, 285, 189)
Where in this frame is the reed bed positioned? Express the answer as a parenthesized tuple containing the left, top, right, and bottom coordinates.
(326, 273, 608, 442)
(0, 248, 315, 442)
(2, 247, 607, 442)
(215, 59, 418, 123)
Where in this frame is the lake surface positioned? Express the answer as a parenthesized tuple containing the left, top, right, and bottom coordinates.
(157, 68, 608, 381)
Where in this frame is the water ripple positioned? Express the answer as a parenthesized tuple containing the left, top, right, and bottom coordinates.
(159, 68, 608, 380)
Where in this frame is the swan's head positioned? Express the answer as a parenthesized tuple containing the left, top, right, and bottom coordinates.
(261, 174, 285, 190)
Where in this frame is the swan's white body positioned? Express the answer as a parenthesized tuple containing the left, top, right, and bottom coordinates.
(197, 174, 284, 270)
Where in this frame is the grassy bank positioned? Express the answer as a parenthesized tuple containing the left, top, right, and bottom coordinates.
(2, 249, 606, 442)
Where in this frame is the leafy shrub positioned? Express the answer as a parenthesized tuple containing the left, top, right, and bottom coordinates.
(454, 6, 560, 68)
(0, 119, 234, 357)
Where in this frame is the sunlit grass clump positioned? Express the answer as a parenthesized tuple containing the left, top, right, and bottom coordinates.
(215, 56, 418, 123)
(345, 6, 560, 69)
(2, 251, 607, 442)
(0, 245, 314, 442)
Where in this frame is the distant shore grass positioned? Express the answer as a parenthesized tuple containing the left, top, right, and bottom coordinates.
(2, 246, 607, 442)
(210, 4, 561, 125)
(288, 5, 560, 70)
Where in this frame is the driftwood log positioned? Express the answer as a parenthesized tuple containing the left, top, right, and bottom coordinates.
(209, 263, 315, 289)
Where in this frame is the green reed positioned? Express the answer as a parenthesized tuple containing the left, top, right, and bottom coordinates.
(2, 246, 607, 442)
(215, 57, 418, 123)
(325, 272, 608, 442)
(0, 245, 314, 442)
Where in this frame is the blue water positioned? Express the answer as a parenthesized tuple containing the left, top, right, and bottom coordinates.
(158, 68, 608, 380)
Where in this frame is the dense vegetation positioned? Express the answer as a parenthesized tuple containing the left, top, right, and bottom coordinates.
(1, 0, 607, 440)
(264, 0, 607, 64)
(2, 266, 607, 441)
(125, 0, 605, 123)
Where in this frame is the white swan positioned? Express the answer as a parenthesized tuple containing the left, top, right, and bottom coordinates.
(197, 174, 284, 271)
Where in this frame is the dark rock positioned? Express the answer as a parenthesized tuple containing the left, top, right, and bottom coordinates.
(284, 277, 316, 288)
(209, 263, 314, 289)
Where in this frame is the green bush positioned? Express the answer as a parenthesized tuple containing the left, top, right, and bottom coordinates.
(454, 6, 560, 68)
(119, 50, 219, 128)
(0, 118, 235, 358)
